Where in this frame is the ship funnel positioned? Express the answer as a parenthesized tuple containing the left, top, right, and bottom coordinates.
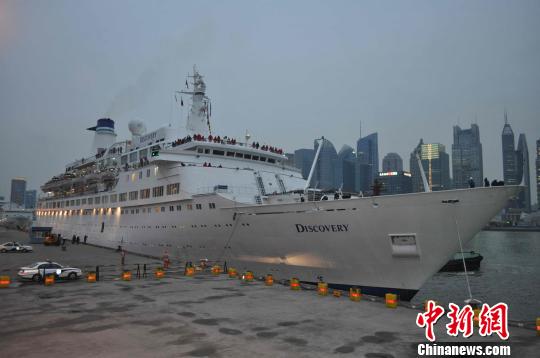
(87, 118, 117, 155)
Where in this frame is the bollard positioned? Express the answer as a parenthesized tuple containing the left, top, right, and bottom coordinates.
(0, 275, 10, 288)
(290, 277, 300, 290)
(211, 265, 222, 276)
(87, 272, 97, 283)
(228, 268, 238, 278)
(154, 267, 165, 279)
(122, 270, 132, 281)
(44, 274, 55, 286)
(242, 271, 254, 282)
(185, 266, 195, 277)
(536, 317, 540, 336)
(385, 293, 398, 308)
(349, 287, 361, 302)
(332, 289, 342, 298)
(473, 308, 481, 327)
(424, 300, 438, 311)
(317, 282, 328, 296)
(265, 274, 274, 286)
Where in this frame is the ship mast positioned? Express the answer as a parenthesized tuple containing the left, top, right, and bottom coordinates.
(177, 65, 212, 136)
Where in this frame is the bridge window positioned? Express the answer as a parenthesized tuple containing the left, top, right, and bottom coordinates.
(110, 194, 117, 203)
(152, 186, 164, 197)
(166, 183, 180, 195)
(129, 191, 138, 200)
(213, 150, 224, 156)
(119, 193, 127, 202)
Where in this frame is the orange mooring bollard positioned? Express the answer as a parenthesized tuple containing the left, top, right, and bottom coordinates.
(44, 274, 55, 286)
(154, 268, 165, 279)
(349, 287, 361, 302)
(265, 274, 274, 286)
(242, 271, 254, 282)
(228, 268, 238, 278)
(122, 270, 132, 281)
(536, 317, 540, 336)
(0, 275, 10, 288)
(86, 272, 97, 283)
(332, 289, 342, 298)
(290, 277, 300, 290)
(211, 265, 222, 276)
(317, 282, 328, 296)
(185, 266, 195, 277)
(385, 293, 398, 308)
(473, 308, 481, 327)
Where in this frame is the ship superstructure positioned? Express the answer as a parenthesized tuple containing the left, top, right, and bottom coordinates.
(36, 67, 519, 300)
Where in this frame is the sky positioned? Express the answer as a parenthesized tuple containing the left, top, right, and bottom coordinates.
(1, 0, 539, 204)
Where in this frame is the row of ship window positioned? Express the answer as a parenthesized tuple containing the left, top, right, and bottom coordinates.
(38, 202, 217, 216)
(41, 183, 180, 209)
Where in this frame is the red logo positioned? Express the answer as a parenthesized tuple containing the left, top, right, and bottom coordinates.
(446, 303, 474, 338)
(478, 303, 509, 340)
(416, 300, 445, 342)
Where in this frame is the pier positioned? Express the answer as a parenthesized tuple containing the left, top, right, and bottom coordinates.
(0, 228, 538, 357)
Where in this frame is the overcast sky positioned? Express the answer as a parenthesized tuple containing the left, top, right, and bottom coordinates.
(1, 0, 539, 204)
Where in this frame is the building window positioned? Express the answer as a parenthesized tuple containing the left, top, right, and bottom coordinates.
(196, 204, 202, 210)
(169, 206, 174, 212)
(119, 193, 127, 202)
(152, 186, 164, 197)
(129, 151, 138, 163)
(209, 203, 216, 209)
(187, 204, 193, 210)
(140, 188, 150, 199)
(140, 148, 148, 160)
(129, 191, 138, 200)
(176, 205, 181, 211)
(76, 199, 80, 205)
(82, 198, 87, 205)
(110, 194, 117, 203)
(88, 198, 93, 205)
(166, 183, 180, 195)
(102, 196, 108, 204)
(160, 207, 165, 212)
(121, 155, 127, 165)
(139, 171, 143, 179)
(95, 197, 100, 204)
(146, 169, 151, 177)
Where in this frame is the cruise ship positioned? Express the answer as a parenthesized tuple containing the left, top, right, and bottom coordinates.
(36, 67, 519, 300)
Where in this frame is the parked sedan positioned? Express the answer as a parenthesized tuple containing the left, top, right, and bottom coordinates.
(18, 261, 82, 282)
(0, 241, 33, 253)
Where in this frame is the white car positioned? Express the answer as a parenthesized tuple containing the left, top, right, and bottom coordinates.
(18, 261, 82, 281)
(0, 241, 33, 253)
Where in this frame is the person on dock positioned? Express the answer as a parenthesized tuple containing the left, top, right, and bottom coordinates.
(484, 178, 490, 187)
(83, 235, 87, 244)
(468, 177, 475, 188)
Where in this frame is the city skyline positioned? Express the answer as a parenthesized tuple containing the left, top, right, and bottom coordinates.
(1, 1, 539, 205)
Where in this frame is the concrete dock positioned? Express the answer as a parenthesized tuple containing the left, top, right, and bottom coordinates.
(1, 228, 538, 357)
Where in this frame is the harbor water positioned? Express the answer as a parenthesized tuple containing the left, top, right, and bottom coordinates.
(413, 230, 540, 322)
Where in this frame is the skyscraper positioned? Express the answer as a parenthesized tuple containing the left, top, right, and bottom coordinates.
(313, 138, 338, 190)
(516, 134, 531, 212)
(376, 171, 412, 195)
(382, 152, 403, 172)
(24, 190, 37, 209)
(10, 177, 26, 207)
(356, 133, 379, 185)
(293, 149, 315, 179)
(410, 141, 450, 192)
(335, 145, 355, 190)
(502, 112, 518, 185)
(452, 124, 483, 188)
(536, 139, 540, 208)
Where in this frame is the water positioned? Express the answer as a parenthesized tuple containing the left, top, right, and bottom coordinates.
(413, 230, 540, 322)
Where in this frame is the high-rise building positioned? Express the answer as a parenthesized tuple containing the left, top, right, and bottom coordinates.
(313, 138, 338, 190)
(24, 190, 37, 209)
(536, 139, 540, 208)
(377, 171, 412, 195)
(502, 113, 518, 185)
(452, 124, 483, 188)
(356, 133, 379, 185)
(335, 145, 355, 190)
(355, 160, 372, 194)
(410, 141, 450, 192)
(516, 134, 531, 212)
(342, 158, 356, 193)
(293, 149, 314, 179)
(10, 177, 26, 207)
(382, 153, 403, 172)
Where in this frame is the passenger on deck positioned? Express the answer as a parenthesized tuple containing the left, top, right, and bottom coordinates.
(484, 178, 490, 187)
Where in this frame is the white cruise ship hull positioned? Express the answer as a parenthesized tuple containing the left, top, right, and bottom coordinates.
(36, 185, 518, 300)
